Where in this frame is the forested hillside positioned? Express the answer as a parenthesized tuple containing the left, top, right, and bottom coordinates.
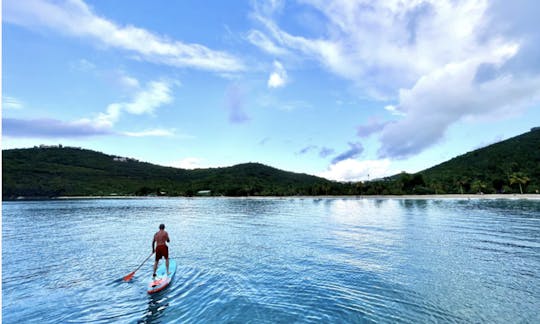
(419, 127, 540, 194)
(365, 127, 540, 195)
(2, 146, 341, 198)
(2, 128, 539, 198)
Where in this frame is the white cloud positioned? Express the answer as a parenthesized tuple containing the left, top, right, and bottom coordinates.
(5, 0, 244, 72)
(166, 157, 227, 169)
(124, 81, 173, 114)
(94, 103, 122, 128)
(122, 128, 175, 137)
(93, 80, 174, 131)
(3, 96, 24, 109)
(267, 60, 288, 88)
(3, 117, 112, 138)
(384, 105, 404, 116)
(258, 94, 310, 111)
(247, 30, 289, 56)
(251, 0, 500, 93)
(251, 0, 540, 159)
(3, 80, 179, 138)
(356, 117, 389, 137)
(377, 44, 540, 158)
(319, 158, 394, 182)
(119, 75, 140, 89)
(168, 157, 205, 169)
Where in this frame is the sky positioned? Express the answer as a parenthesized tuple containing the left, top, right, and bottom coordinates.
(3, 0, 540, 181)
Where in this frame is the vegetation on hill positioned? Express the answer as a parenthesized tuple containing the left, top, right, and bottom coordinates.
(2, 128, 539, 198)
(2, 146, 343, 198)
(418, 127, 540, 194)
(365, 128, 540, 195)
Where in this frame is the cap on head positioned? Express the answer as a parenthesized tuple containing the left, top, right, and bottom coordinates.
(159, 224, 165, 230)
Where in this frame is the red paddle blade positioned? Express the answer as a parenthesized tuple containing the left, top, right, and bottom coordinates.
(123, 272, 135, 281)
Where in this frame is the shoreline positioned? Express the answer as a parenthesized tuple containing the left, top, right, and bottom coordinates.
(5, 194, 540, 201)
(353, 194, 540, 200)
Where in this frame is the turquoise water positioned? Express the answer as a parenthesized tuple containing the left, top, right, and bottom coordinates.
(2, 197, 539, 323)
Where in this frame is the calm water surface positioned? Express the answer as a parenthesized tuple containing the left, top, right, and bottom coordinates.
(3, 197, 540, 323)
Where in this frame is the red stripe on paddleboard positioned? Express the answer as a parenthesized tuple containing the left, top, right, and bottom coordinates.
(147, 278, 171, 294)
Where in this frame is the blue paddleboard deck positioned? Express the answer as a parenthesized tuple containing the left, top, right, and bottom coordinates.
(147, 259, 176, 294)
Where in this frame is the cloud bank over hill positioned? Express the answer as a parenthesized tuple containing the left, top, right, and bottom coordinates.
(248, 0, 540, 180)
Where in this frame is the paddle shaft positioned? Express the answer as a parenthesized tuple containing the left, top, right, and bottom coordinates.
(134, 252, 154, 272)
(124, 252, 154, 281)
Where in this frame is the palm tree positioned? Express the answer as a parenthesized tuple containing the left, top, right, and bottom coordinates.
(455, 177, 470, 194)
(471, 180, 486, 194)
(430, 181, 444, 195)
(509, 172, 530, 194)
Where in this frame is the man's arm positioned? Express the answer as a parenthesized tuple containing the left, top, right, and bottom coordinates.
(152, 235, 156, 253)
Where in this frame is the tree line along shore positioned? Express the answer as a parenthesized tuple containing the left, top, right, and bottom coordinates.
(3, 128, 539, 199)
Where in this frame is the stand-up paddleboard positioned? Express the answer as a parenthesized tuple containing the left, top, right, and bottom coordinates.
(148, 259, 176, 294)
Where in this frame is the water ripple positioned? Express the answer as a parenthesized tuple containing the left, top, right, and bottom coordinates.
(3, 198, 539, 323)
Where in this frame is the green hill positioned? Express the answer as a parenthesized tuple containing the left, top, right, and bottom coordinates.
(365, 127, 540, 195)
(418, 127, 540, 194)
(348, 127, 540, 195)
(2, 146, 338, 198)
(2, 128, 539, 198)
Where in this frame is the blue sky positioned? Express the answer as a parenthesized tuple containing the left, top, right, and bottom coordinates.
(3, 0, 540, 181)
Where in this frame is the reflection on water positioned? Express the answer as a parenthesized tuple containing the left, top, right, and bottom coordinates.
(140, 293, 170, 324)
(3, 197, 540, 323)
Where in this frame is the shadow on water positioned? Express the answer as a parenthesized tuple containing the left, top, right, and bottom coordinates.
(138, 264, 189, 323)
(138, 290, 171, 324)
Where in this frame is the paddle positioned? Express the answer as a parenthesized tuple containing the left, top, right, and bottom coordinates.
(123, 252, 154, 281)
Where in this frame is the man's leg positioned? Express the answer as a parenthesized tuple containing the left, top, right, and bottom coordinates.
(153, 246, 162, 277)
(166, 258, 170, 275)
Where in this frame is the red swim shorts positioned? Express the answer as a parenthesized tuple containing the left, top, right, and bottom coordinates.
(155, 245, 169, 261)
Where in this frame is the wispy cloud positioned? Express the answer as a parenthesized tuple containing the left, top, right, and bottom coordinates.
(247, 30, 289, 56)
(2, 117, 112, 138)
(267, 60, 288, 88)
(95, 80, 174, 128)
(297, 145, 335, 158)
(3, 79, 178, 139)
(3, 96, 24, 109)
(251, 1, 505, 91)
(384, 105, 405, 116)
(122, 129, 175, 137)
(331, 142, 363, 164)
(258, 94, 310, 111)
(356, 118, 389, 138)
(118, 74, 140, 89)
(319, 147, 335, 158)
(297, 145, 317, 155)
(5, 0, 244, 72)
(250, 0, 540, 159)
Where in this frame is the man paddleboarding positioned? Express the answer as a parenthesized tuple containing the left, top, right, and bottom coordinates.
(152, 223, 170, 277)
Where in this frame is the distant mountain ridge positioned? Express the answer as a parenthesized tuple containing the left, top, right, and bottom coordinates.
(2, 128, 539, 198)
(2, 146, 339, 198)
